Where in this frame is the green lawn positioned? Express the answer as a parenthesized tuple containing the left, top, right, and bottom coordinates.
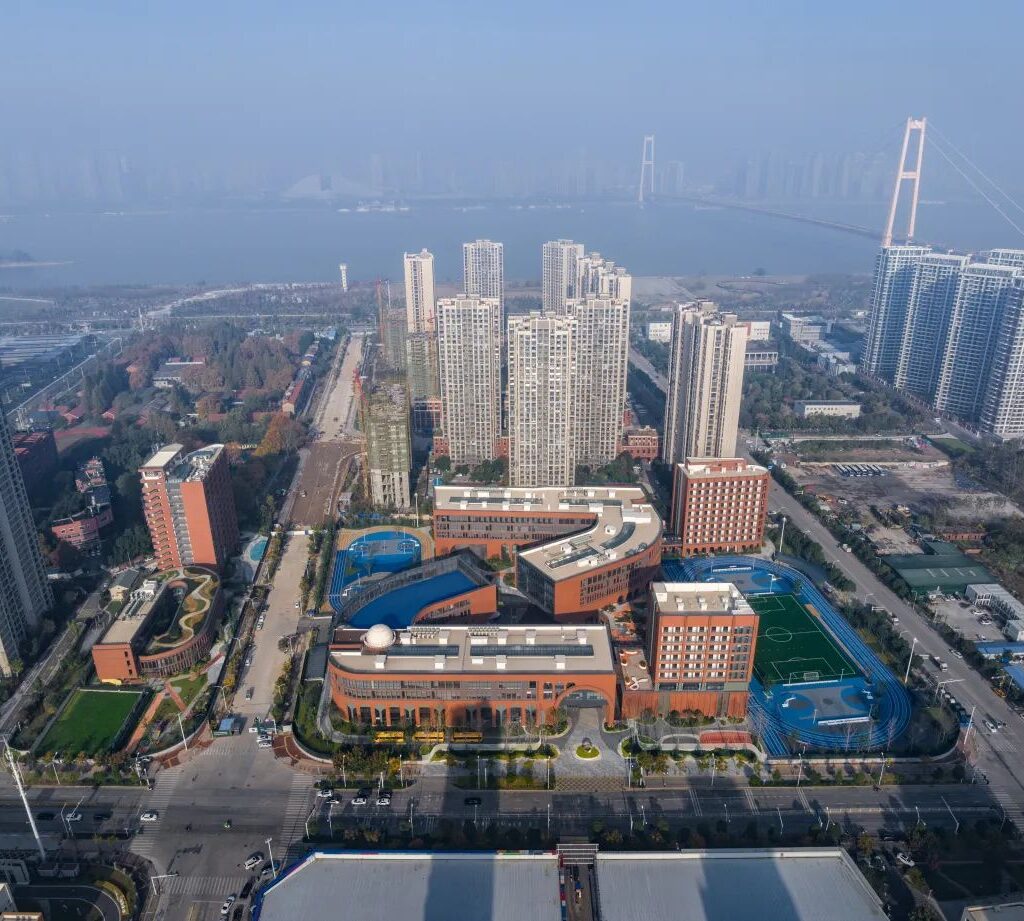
(38, 688, 144, 757)
(171, 672, 207, 706)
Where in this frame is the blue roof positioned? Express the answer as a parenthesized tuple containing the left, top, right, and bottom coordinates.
(349, 571, 477, 628)
(976, 641, 1024, 658)
(1005, 664, 1024, 692)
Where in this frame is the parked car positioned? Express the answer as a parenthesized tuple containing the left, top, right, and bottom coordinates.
(244, 852, 264, 870)
(220, 895, 236, 916)
(245, 687, 254, 700)
(316, 789, 335, 798)
(895, 852, 915, 868)
(239, 877, 256, 899)
(376, 792, 391, 807)
(351, 790, 369, 806)
(464, 797, 482, 807)
(140, 811, 159, 822)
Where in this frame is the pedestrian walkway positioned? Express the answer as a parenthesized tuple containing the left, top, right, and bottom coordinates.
(280, 772, 313, 845)
(126, 691, 166, 754)
(131, 765, 184, 858)
(161, 873, 249, 897)
(994, 791, 1024, 829)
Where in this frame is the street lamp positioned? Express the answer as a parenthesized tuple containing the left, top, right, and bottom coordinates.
(266, 837, 277, 878)
(900, 633, 918, 685)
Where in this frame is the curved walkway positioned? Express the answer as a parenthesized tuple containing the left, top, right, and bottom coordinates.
(674, 555, 912, 756)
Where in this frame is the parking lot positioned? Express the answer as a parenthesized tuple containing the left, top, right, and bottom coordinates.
(931, 597, 1006, 644)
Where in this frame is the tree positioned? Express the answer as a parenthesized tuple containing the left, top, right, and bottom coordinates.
(434, 455, 451, 473)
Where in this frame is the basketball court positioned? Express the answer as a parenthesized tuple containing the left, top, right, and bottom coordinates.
(749, 593, 861, 687)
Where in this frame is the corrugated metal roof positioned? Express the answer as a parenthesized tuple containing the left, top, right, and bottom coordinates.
(595, 849, 887, 921)
(256, 852, 562, 921)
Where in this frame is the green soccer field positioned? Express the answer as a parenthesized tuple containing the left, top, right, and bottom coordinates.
(748, 593, 861, 686)
(38, 688, 144, 756)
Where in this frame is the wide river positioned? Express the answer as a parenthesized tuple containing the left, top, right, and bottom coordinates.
(0, 199, 1017, 289)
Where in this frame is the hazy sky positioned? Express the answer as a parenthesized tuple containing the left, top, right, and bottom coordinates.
(4, 0, 1024, 185)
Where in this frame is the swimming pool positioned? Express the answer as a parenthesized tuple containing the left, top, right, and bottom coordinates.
(328, 530, 423, 612)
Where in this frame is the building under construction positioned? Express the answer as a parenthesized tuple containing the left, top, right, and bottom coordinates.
(358, 373, 412, 510)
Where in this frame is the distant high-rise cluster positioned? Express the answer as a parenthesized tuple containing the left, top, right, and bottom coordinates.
(863, 245, 1024, 439)
(662, 301, 747, 466)
(381, 238, 632, 492)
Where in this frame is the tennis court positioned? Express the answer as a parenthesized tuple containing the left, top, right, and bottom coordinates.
(750, 593, 861, 686)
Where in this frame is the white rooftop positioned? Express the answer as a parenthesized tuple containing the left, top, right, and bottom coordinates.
(332, 623, 613, 675)
(434, 485, 661, 582)
(650, 581, 753, 617)
(141, 444, 183, 469)
(255, 852, 561, 921)
(596, 849, 887, 921)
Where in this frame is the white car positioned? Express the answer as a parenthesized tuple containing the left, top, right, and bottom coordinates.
(895, 852, 915, 868)
(316, 789, 335, 798)
(66, 811, 83, 823)
(140, 811, 159, 822)
(220, 895, 236, 916)
(244, 852, 264, 870)
(257, 738, 273, 749)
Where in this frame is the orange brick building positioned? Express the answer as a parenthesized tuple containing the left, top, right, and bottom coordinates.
(92, 567, 223, 683)
(433, 485, 662, 617)
(620, 581, 758, 719)
(669, 458, 769, 554)
(619, 426, 660, 461)
(140, 443, 239, 572)
(328, 623, 617, 729)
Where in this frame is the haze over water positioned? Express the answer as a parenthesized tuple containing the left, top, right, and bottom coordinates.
(2, 199, 1020, 291)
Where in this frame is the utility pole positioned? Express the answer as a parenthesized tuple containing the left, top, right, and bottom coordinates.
(4, 740, 46, 860)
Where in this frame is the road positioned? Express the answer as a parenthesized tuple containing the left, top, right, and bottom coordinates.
(746, 439, 1024, 821)
(288, 332, 364, 526)
(629, 346, 668, 393)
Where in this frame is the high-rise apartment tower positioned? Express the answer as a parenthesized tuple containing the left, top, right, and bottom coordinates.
(662, 302, 747, 465)
(436, 296, 502, 465)
(507, 313, 575, 487)
(462, 240, 504, 306)
(0, 411, 53, 676)
(140, 443, 239, 573)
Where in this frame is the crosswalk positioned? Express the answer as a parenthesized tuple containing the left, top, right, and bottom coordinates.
(131, 765, 184, 858)
(994, 791, 1024, 829)
(280, 772, 313, 845)
(161, 873, 249, 898)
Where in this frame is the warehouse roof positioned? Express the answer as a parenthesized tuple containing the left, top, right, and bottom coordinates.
(253, 852, 562, 921)
(595, 849, 887, 921)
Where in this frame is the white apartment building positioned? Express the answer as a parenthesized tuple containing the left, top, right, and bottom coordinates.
(0, 412, 53, 675)
(436, 296, 502, 465)
(565, 297, 630, 468)
(662, 302, 747, 466)
(507, 313, 575, 487)
(576, 252, 632, 303)
(979, 277, 1024, 439)
(647, 321, 673, 343)
(463, 240, 504, 305)
(541, 240, 584, 314)
(404, 249, 436, 334)
(934, 263, 1021, 421)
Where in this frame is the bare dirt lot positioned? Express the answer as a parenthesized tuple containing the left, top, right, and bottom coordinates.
(290, 440, 359, 527)
(790, 462, 1022, 524)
